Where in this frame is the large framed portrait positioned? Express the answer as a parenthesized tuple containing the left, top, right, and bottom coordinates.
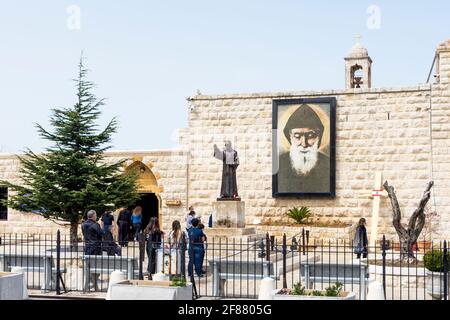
(272, 98, 336, 197)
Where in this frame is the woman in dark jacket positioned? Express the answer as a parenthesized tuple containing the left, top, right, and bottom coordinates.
(144, 217, 164, 275)
(117, 208, 130, 247)
(353, 218, 369, 259)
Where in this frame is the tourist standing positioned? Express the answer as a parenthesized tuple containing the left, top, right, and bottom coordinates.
(168, 220, 189, 275)
(117, 208, 130, 246)
(81, 210, 104, 290)
(144, 217, 163, 275)
(125, 208, 133, 241)
(186, 206, 196, 232)
(102, 227, 122, 256)
(187, 218, 206, 278)
(354, 218, 369, 259)
(100, 210, 114, 235)
(131, 206, 143, 241)
(81, 210, 103, 255)
(198, 223, 207, 274)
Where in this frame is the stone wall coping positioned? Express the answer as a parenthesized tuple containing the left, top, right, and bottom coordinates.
(0, 149, 187, 159)
(103, 149, 188, 157)
(251, 224, 353, 231)
(187, 85, 431, 101)
(369, 265, 427, 275)
(0, 154, 19, 160)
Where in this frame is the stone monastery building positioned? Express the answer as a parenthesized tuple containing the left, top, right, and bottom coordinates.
(1, 39, 450, 241)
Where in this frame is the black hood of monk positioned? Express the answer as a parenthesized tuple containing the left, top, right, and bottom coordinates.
(283, 104, 324, 146)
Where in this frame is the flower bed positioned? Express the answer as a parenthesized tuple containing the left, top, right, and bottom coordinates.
(272, 283, 355, 300)
(109, 279, 193, 300)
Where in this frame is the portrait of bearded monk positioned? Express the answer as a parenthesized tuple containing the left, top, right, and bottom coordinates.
(278, 104, 330, 193)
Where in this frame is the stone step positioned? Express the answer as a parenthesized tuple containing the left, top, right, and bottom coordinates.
(203, 227, 260, 243)
(204, 227, 256, 238)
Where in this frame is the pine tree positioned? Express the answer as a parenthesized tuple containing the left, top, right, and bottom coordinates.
(0, 57, 140, 249)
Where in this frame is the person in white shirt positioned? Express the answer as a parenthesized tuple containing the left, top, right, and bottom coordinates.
(185, 206, 195, 231)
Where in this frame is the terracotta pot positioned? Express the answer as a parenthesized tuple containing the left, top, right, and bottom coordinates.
(390, 241, 432, 253)
(416, 241, 433, 253)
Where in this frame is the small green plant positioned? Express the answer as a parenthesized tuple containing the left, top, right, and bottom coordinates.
(290, 282, 307, 295)
(312, 290, 323, 296)
(285, 207, 312, 225)
(287, 282, 344, 297)
(170, 276, 187, 287)
(424, 250, 444, 272)
(324, 282, 344, 297)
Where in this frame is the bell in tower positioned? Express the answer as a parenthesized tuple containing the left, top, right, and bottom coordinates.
(345, 36, 373, 89)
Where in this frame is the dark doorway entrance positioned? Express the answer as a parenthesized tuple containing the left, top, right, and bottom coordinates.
(129, 193, 159, 233)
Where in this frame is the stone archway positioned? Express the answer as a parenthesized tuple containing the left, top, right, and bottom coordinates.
(125, 158, 164, 230)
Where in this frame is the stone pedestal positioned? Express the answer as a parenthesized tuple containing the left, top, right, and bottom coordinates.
(212, 200, 245, 228)
(106, 271, 126, 300)
(0, 272, 24, 300)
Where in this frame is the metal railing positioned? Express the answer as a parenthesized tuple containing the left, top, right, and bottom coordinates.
(0, 230, 448, 300)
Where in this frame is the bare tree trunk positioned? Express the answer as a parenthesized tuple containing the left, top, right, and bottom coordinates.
(383, 181, 434, 262)
(399, 238, 414, 260)
(70, 221, 79, 252)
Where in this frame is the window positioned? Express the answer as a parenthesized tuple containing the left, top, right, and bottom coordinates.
(351, 64, 364, 88)
(0, 187, 7, 220)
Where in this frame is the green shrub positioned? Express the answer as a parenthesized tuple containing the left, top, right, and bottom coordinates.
(290, 283, 306, 295)
(170, 276, 187, 287)
(289, 282, 345, 297)
(325, 282, 343, 297)
(424, 250, 444, 272)
(285, 207, 312, 224)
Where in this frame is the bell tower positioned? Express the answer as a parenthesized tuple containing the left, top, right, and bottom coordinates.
(345, 36, 373, 89)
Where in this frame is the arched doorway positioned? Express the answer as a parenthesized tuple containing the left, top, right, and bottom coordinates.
(125, 161, 162, 232)
(128, 193, 159, 232)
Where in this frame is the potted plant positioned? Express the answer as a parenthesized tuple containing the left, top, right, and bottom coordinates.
(272, 282, 356, 300)
(424, 250, 449, 300)
(109, 276, 193, 300)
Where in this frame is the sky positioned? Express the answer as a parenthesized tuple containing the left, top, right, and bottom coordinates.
(0, 1, 449, 153)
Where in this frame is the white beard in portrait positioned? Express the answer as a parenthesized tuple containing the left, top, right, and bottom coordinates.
(289, 139, 320, 176)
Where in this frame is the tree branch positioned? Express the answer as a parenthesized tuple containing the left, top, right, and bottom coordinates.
(409, 181, 434, 242)
(383, 180, 407, 236)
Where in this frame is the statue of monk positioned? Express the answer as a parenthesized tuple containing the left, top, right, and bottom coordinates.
(213, 141, 239, 199)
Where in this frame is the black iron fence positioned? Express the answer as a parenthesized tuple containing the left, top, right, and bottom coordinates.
(0, 231, 448, 300)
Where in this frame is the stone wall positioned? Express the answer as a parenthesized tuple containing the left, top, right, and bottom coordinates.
(252, 225, 354, 243)
(431, 46, 450, 239)
(0, 150, 188, 235)
(0, 154, 63, 234)
(186, 84, 443, 240)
